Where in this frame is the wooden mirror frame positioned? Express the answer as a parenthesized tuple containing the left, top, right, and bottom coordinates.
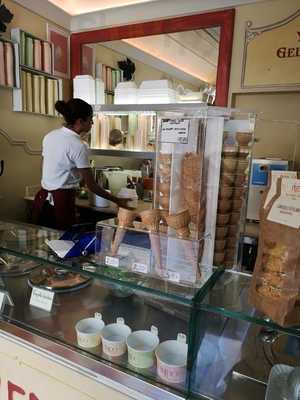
(70, 9, 235, 106)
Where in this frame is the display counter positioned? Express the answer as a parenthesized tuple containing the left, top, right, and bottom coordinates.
(2, 219, 296, 400)
(2, 105, 298, 400)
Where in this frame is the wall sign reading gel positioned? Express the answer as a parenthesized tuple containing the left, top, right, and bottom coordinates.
(105, 256, 119, 268)
(242, 9, 300, 89)
(160, 119, 189, 143)
(30, 287, 55, 312)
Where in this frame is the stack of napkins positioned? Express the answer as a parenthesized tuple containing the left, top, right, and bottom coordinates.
(45, 239, 74, 258)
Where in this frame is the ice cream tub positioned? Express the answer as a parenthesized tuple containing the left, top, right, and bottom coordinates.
(156, 333, 188, 384)
(101, 317, 131, 357)
(127, 326, 159, 369)
(75, 312, 105, 348)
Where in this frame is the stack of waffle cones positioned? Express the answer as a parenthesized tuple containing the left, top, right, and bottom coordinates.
(181, 152, 206, 238)
(165, 209, 191, 239)
(157, 154, 172, 211)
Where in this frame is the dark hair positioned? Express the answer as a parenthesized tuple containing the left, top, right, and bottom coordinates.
(55, 98, 93, 125)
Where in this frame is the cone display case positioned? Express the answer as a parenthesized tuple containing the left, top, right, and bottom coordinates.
(94, 104, 255, 284)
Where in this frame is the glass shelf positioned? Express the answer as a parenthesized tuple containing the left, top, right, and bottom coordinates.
(0, 220, 217, 306)
(89, 148, 155, 159)
(198, 269, 300, 338)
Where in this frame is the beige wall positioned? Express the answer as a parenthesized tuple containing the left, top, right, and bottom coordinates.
(229, 0, 300, 166)
(0, 0, 71, 221)
(94, 44, 199, 91)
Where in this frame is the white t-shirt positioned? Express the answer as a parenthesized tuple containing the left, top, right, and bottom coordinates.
(41, 126, 90, 190)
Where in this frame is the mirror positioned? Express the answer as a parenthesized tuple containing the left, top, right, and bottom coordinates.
(80, 28, 220, 105)
(70, 10, 235, 106)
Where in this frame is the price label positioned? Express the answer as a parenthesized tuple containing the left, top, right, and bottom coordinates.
(0, 292, 5, 310)
(160, 119, 189, 144)
(132, 262, 149, 274)
(0, 290, 14, 311)
(167, 271, 180, 283)
(105, 256, 119, 268)
(30, 287, 54, 312)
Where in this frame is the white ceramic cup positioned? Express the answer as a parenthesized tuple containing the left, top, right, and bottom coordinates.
(127, 326, 159, 369)
(156, 333, 188, 384)
(75, 312, 105, 348)
(101, 317, 131, 357)
(89, 190, 111, 208)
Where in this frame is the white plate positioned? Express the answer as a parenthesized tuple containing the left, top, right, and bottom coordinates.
(266, 364, 295, 400)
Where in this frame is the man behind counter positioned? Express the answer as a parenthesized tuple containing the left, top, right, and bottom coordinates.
(32, 98, 131, 230)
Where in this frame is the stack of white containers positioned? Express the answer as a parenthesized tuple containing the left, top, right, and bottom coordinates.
(138, 79, 176, 104)
(114, 79, 177, 104)
(74, 77, 179, 105)
(138, 80, 177, 104)
(114, 81, 138, 104)
(73, 75, 96, 104)
(73, 73, 105, 105)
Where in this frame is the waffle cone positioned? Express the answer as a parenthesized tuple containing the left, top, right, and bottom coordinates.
(159, 153, 172, 165)
(111, 208, 137, 255)
(166, 209, 191, 238)
(158, 182, 170, 196)
(140, 209, 160, 232)
(111, 227, 126, 256)
(117, 208, 137, 227)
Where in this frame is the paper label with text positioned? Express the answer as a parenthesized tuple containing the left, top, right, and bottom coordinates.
(30, 287, 54, 312)
(268, 178, 300, 228)
(132, 262, 149, 274)
(160, 119, 189, 143)
(0, 292, 5, 310)
(167, 271, 181, 283)
(105, 256, 119, 268)
(264, 170, 297, 208)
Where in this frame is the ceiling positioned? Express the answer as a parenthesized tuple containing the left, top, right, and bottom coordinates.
(99, 28, 219, 87)
(48, 0, 159, 15)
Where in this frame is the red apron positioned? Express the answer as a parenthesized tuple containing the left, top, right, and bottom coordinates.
(32, 188, 76, 230)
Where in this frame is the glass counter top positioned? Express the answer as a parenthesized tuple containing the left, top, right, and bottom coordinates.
(0, 220, 216, 306)
(198, 270, 300, 337)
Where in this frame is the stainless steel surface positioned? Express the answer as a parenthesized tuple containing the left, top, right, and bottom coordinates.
(223, 371, 266, 400)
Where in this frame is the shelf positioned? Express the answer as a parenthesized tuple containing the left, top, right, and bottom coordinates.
(12, 110, 60, 118)
(90, 148, 155, 159)
(197, 269, 300, 337)
(20, 64, 57, 79)
(93, 103, 208, 113)
(0, 220, 216, 306)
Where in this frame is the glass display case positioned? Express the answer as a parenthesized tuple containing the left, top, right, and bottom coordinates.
(1, 221, 300, 400)
(0, 220, 219, 400)
(191, 270, 300, 400)
(92, 105, 255, 277)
